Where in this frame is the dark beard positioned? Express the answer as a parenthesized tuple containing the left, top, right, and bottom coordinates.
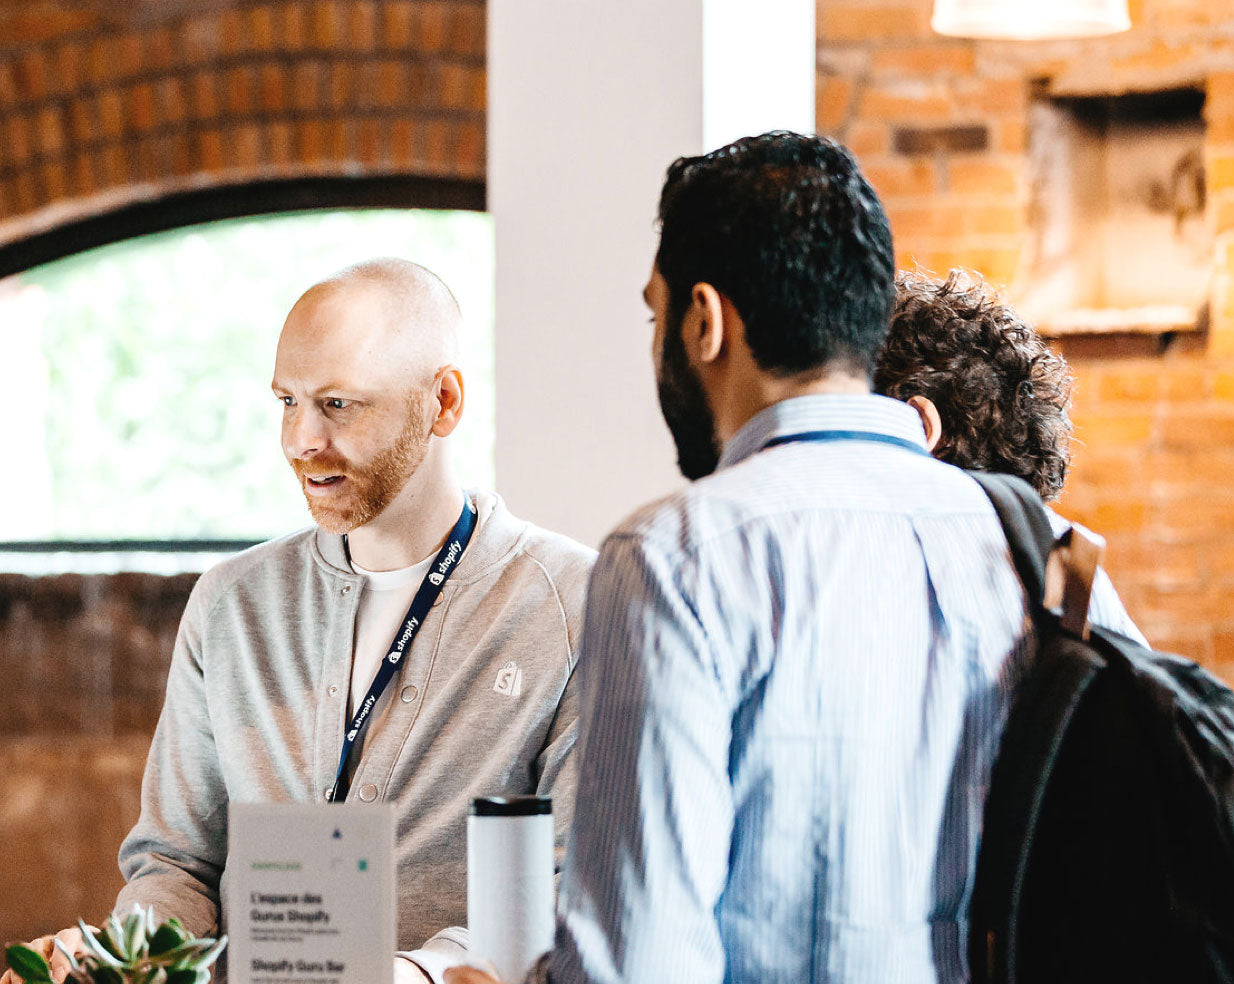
(657, 322, 720, 480)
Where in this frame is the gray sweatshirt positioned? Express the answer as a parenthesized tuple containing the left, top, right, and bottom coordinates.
(116, 490, 595, 974)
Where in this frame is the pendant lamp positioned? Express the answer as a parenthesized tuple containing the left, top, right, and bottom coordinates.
(931, 0, 1131, 39)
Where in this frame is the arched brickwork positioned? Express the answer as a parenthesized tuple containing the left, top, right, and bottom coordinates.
(0, 0, 485, 248)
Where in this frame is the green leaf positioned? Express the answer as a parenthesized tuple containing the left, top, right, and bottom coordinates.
(53, 938, 80, 971)
(122, 912, 146, 962)
(5, 945, 53, 984)
(77, 924, 124, 970)
(98, 917, 126, 961)
(163, 970, 199, 984)
(195, 937, 227, 971)
(147, 924, 187, 958)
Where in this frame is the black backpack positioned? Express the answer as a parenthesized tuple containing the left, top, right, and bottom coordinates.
(966, 472, 1234, 984)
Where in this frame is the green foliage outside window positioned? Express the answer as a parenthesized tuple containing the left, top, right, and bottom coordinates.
(3, 209, 494, 541)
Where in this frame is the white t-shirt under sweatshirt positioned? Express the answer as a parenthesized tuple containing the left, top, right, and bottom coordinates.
(348, 553, 436, 718)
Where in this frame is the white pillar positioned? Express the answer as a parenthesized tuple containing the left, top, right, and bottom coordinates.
(490, 0, 815, 547)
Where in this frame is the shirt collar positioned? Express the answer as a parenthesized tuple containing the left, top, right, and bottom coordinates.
(718, 394, 930, 471)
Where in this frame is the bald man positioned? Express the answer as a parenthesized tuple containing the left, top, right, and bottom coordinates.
(17, 260, 594, 984)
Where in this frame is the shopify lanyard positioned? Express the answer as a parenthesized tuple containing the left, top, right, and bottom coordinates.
(327, 498, 477, 803)
(763, 429, 930, 456)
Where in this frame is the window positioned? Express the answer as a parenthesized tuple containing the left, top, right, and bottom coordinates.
(2, 208, 493, 570)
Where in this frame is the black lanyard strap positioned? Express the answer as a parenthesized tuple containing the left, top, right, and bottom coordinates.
(327, 497, 478, 803)
(762, 429, 930, 456)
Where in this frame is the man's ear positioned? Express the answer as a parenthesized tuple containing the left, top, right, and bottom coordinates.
(431, 366, 465, 438)
(685, 282, 727, 365)
(907, 395, 943, 452)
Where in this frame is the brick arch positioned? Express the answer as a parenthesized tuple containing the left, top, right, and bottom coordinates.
(0, 0, 486, 253)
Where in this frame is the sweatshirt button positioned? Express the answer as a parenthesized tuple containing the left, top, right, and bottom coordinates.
(400, 685, 418, 703)
(341, 585, 353, 595)
(328, 685, 339, 697)
(358, 783, 378, 802)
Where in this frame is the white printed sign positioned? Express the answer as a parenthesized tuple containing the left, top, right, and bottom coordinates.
(227, 803, 395, 984)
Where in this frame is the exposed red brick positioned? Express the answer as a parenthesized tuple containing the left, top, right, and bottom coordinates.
(0, 8, 99, 45)
(328, 62, 352, 110)
(817, 76, 855, 133)
(456, 118, 484, 176)
(13, 51, 48, 102)
(384, 1, 415, 48)
(97, 88, 125, 140)
(67, 98, 93, 144)
(157, 78, 187, 126)
(423, 117, 450, 172)
(250, 5, 277, 51)
(292, 61, 325, 113)
(190, 71, 220, 122)
(114, 33, 145, 78)
(232, 124, 263, 170)
(355, 116, 382, 165)
(220, 66, 250, 115)
(130, 83, 157, 133)
(449, 4, 484, 57)
(311, 1, 342, 48)
(0, 61, 17, 107)
(183, 16, 222, 64)
(145, 26, 179, 72)
(198, 129, 225, 172)
(821, 3, 932, 41)
(947, 158, 1020, 196)
(50, 43, 82, 97)
(417, 3, 449, 53)
(281, 3, 309, 51)
(348, 1, 379, 50)
(260, 64, 285, 113)
(267, 121, 294, 166)
(860, 81, 952, 121)
(69, 152, 95, 197)
(390, 116, 416, 167)
(438, 62, 475, 111)
(4, 114, 33, 167)
(871, 44, 974, 76)
(36, 106, 65, 156)
(217, 8, 249, 57)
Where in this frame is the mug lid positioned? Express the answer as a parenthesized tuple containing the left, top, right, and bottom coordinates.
(471, 796, 552, 816)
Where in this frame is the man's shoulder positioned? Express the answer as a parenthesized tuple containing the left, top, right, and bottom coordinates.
(603, 451, 998, 556)
(472, 491, 593, 566)
(188, 526, 320, 613)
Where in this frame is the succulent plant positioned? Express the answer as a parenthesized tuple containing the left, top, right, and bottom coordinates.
(5, 907, 226, 984)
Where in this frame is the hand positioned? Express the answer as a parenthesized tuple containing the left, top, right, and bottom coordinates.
(2, 927, 87, 984)
(393, 957, 432, 984)
(444, 969, 501, 984)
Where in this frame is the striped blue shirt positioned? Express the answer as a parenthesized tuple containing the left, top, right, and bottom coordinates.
(546, 394, 1035, 984)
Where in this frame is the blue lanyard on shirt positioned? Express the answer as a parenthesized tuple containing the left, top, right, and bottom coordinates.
(327, 498, 478, 803)
(762, 429, 931, 456)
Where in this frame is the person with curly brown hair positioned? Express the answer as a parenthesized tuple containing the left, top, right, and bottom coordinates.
(875, 268, 1146, 643)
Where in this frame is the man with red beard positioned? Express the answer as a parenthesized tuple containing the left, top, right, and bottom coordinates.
(10, 259, 594, 984)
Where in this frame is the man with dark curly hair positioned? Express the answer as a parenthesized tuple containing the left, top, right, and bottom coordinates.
(875, 269, 1146, 643)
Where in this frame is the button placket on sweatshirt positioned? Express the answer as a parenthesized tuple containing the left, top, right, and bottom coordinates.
(347, 585, 453, 799)
(316, 571, 363, 801)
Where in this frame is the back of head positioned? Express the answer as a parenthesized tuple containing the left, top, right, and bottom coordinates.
(655, 130, 895, 378)
(874, 270, 1074, 500)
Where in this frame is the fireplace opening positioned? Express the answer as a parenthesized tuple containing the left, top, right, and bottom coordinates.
(1020, 86, 1210, 335)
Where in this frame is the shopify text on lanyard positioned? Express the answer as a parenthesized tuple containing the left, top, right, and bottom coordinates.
(327, 497, 478, 803)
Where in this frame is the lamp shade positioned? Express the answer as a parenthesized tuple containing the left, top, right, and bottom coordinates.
(931, 0, 1130, 39)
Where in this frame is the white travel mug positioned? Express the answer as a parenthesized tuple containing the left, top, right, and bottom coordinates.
(467, 796, 554, 982)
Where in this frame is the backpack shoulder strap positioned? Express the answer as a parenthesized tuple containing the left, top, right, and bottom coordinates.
(965, 470, 1105, 982)
(965, 471, 1055, 609)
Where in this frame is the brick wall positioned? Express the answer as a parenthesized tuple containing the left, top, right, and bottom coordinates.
(818, 0, 1234, 679)
(0, 0, 484, 245)
(0, 573, 194, 945)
